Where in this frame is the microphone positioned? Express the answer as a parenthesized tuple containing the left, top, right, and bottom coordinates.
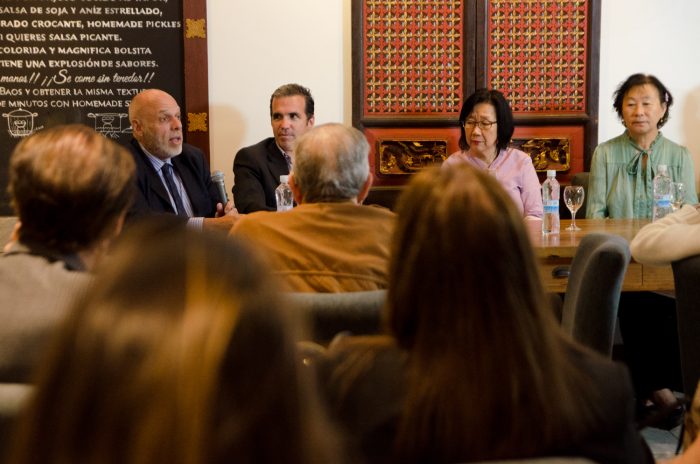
(211, 170, 229, 205)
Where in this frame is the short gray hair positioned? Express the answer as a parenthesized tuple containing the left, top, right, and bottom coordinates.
(292, 123, 370, 203)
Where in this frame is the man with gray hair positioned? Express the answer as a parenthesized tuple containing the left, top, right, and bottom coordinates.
(231, 123, 395, 292)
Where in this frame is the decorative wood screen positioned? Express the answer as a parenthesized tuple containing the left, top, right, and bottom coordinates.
(361, 0, 464, 117)
(488, 0, 589, 114)
(353, 0, 600, 187)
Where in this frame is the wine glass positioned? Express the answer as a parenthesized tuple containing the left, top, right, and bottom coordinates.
(564, 185, 585, 231)
(672, 182, 686, 211)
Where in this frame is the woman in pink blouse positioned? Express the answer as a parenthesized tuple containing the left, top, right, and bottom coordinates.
(444, 88, 543, 219)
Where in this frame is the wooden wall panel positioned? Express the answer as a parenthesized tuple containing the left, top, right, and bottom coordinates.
(353, 0, 600, 187)
(182, 0, 210, 160)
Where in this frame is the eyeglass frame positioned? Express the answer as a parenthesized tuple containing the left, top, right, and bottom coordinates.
(463, 119, 498, 131)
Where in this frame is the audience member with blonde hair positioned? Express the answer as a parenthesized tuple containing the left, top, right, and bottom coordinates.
(318, 163, 652, 464)
(0, 124, 135, 382)
(9, 221, 339, 464)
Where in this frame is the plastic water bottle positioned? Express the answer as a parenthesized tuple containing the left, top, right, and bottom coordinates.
(652, 164, 673, 221)
(275, 175, 293, 211)
(542, 170, 560, 235)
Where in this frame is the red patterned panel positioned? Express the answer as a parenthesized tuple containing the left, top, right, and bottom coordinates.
(488, 1, 588, 114)
(363, 0, 463, 117)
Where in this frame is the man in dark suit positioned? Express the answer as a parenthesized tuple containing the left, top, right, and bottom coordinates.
(127, 89, 238, 232)
(232, 83, 315, 213)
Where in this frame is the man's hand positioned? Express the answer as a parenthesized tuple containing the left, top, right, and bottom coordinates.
(204, 208, 240, 233)
(215, 200, 236, 217)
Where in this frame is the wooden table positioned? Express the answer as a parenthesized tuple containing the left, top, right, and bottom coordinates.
(526, 219, 674, 293)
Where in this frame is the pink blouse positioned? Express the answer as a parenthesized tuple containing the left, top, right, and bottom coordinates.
(444, 147, 543, 218)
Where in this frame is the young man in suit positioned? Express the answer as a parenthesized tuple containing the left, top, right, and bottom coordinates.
(127, 89, 238, 232)
(232, 83, 315, 213)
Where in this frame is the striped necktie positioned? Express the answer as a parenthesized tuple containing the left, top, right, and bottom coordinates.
(161, 163, 187, 217)
(282, 151, 292, 171)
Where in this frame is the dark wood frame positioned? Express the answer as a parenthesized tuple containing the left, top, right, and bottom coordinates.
(352, 0, 601, 177)
(182, 0, 210, 160)
(486, 1, 601, 172)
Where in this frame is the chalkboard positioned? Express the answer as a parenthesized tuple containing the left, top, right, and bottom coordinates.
(0, 0, 209, 215)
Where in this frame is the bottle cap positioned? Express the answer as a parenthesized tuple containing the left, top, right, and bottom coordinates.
(658, 164, 668, 174)
(547, 170, 556, 177)
(280, 175, 289, 183)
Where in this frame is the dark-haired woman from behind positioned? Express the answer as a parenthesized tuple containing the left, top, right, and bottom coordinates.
(8, 221, 339, 464)
(317, 163, 652, 464)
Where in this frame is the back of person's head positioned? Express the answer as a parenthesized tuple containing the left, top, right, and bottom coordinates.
(8, 124, 135, 254)
(386, 164, 599, 462)
(388, 163, 551, 354)
(9, 220, 338, 464)
(291, 123, 370, 203)
(270, 83, 315, 119)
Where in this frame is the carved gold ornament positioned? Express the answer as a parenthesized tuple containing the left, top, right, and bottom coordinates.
(185, 19, 206, 39)
(511, 137, 571, 172)
(187, 113, 208, 132)
(378, 139, 448, 175)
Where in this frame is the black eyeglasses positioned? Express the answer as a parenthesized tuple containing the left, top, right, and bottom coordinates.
(464, 119, 497, 130)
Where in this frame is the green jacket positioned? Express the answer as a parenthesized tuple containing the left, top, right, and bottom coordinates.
(587, 132, 698, 218)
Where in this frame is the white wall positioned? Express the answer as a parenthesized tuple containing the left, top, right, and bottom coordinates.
(208, 0, 700, 188)
(207, 0, 350, 191)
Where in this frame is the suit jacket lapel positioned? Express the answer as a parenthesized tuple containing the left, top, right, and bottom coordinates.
(172, 154, 201, 215)
(265, 139, 289, 181)
(131, 139, 175, 212)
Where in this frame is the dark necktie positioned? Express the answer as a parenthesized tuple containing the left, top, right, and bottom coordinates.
(282, 152, 292, 171)
(161, 163, 187, 217)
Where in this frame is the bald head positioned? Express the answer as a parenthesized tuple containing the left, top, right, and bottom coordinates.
(129, 89, 183, 159)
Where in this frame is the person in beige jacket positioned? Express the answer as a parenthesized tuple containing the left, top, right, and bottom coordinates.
(631, 204, 700, 265)
(629, 204, 700, 422)
(230, 123, 395, 293)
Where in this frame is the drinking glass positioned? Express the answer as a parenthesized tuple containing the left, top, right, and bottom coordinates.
(672, 182, 686, 211)
(563, 185, 585, 231)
